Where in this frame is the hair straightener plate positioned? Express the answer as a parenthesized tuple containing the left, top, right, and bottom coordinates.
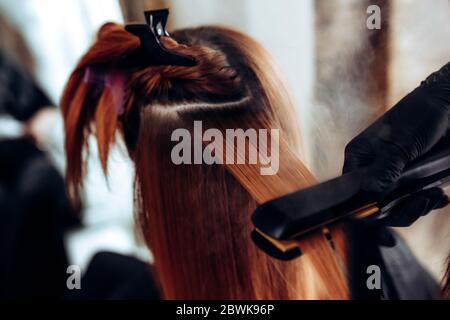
(251, 135, 450, 260)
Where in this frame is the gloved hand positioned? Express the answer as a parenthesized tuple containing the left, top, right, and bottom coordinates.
(344, 62, 450, 228)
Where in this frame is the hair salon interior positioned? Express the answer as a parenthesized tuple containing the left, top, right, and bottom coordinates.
(0, 0, 449, 301)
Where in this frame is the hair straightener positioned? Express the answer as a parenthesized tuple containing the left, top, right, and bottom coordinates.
(251, 135, 450, 260)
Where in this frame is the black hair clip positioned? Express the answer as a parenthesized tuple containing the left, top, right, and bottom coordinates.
(124, 9, 196, 67)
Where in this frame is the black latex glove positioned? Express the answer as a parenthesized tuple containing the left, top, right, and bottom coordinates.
(344, 62, 450, 228)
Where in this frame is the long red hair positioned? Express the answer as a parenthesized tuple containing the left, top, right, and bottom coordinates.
(62, 23, 349, 299)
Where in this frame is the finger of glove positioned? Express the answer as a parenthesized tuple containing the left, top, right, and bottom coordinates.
(378, 188, 449, 227)
(376, 227, 397, 247)
(361, 142, 409, 193)
(343, 139, 375, 174)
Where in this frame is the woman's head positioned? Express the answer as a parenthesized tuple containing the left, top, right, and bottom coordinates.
(62, 23, 348, 299)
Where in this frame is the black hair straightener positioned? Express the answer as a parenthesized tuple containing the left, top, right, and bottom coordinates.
(251, 135, 450, 260)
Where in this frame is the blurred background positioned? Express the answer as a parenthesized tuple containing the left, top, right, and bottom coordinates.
(0, 0, 448, 295)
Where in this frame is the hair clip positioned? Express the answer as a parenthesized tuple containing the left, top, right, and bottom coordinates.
(124, 9, 196, 67)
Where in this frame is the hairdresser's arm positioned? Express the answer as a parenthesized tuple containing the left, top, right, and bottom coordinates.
(343, 62, 450, 227)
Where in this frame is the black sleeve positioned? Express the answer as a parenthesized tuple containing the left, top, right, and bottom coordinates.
(0, 51, 53, 121)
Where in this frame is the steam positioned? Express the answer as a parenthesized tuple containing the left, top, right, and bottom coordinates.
(311, 0, 382, 180)
(311, 0, 450, 280)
